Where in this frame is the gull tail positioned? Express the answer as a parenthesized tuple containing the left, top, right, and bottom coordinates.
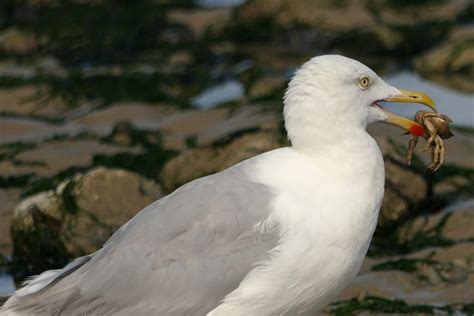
(1, 256, 90, 315)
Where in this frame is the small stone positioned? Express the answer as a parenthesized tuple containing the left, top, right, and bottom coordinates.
(442, 207, 474, 241)
(249, 76, 285, 98)
(0, 28, 38, 54)
(398, 206, 474, 244)
(109, 121, 135, 146)
(167, 51, 193, 66)
(168, 8, 232, 37)
(378, 158, 428, 226)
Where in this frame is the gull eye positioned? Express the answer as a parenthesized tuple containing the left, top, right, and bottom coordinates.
(358, 77, 370, 90)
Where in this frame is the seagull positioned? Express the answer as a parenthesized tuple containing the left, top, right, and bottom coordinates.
(1, 55, 436, 315)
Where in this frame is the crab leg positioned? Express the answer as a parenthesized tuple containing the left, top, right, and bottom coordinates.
(407, 136, 418, 165)
(419, 120, 438, 152)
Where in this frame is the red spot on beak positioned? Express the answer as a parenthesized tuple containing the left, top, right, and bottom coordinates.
(409, 124, 424, 137)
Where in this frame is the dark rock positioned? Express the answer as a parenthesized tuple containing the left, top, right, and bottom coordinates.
(10, 167, 163, 280)
(160, 131, 284, 192)
(380, 158, 428, 227)
(237, 0, 376, 33)
(0, 28, 38, 54)
(333, 205, 474, 313)
(249, 76, 285, 98)
(398, 206, 474, 244)
(167, 8, 232, 38)
(414, 26, 474, 93)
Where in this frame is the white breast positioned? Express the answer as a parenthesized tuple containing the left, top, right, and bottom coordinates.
(211, 133, 385, 315)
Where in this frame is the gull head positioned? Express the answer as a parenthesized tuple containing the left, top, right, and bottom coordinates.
(283, 55, 436, 149)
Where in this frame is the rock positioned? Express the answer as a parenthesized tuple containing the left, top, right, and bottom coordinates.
(10, 167, 163, 279)
(235, 0, 467, 61)
(168, 8, 232, 37)
(442, 206, 474, 241)
(0, 85, 68, 118)
(0, 28, 38, 54)
(160, 131, 284, 192)
(167, 51, 194, 66)
(0, 189, 22, 256)
(13, 190, 64, 228)
(0, 60, 36, 78)
(398, 206, 474, 244)
(334, 242, 474, 310)
(371, 137, 429, 227)
(159, 106, 279, 149)
(375, 0, 467, 26)
(331, 230, 474, 315)
(69, 168, 162, 253)
(0, 189, 22, 218)
(108, 121, 135, 146)
(414, 26, 474, 93)
(71, 103, 177, 136)
(34, 56, 68, 78)
(379, 158, 428, 226)
(237, 0, 375, 33)
(0, 140, 142, 177)
(10, 190, 69, 279)
(249, 76, 285, 98)
(0, 117, 78, 145)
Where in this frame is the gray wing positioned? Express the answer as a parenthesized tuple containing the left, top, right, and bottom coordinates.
(2, 162, 279, 315)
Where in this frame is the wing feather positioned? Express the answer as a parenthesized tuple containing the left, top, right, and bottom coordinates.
(2, 163, 279, 315)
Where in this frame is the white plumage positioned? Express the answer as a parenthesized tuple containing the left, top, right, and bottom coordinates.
(2, 55, 432, 315)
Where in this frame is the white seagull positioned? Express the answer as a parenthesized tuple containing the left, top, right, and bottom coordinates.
(1, 55, 436, 315)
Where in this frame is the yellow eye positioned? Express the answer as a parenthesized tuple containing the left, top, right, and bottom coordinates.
(358, 77, 370, 89)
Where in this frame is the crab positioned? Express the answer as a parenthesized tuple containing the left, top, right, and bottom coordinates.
(407, 110, 454, 171)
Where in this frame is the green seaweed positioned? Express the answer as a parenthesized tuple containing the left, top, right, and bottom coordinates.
(96, 127, 178, 178)
(0, 111, 65, 124)
(0, 0, 219, 106)
(60, 178, 79, 215)
(211, 17, 284, 43)
(0, 174, 33, 188)
(371, 256, 437, 273)
(457, 1, 474, 24)
(383, 0, 447, 8)
(369, 213, 454, 257)
(20, 167, 85, 198)
(92, 148, 177, 180)
(21, 1, 168, 66)
(11, 159, 47, 167)
(0, 142, 36, 162)
(10, 206, 71, 281)
(41, 72, 177, 107)
(329, 296, 469, 315)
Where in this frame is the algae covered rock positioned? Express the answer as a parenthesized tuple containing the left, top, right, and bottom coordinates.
(398, 205, 474, 244)
(380, 159, 428, 227)
(10, 167, 163, 280)
(330, 206, 474, 315)
(0, 28, 38, 55)
(160, 131, 284, 193)
(374, 137, 430, 229)
(415, 26, 474, 93)
(237, 0, 376, 33)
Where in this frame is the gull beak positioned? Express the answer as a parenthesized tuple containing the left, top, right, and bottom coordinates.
(380, 89, 437, 137)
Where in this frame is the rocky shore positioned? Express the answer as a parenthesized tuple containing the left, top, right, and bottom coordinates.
(0, 0, 472, 314)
